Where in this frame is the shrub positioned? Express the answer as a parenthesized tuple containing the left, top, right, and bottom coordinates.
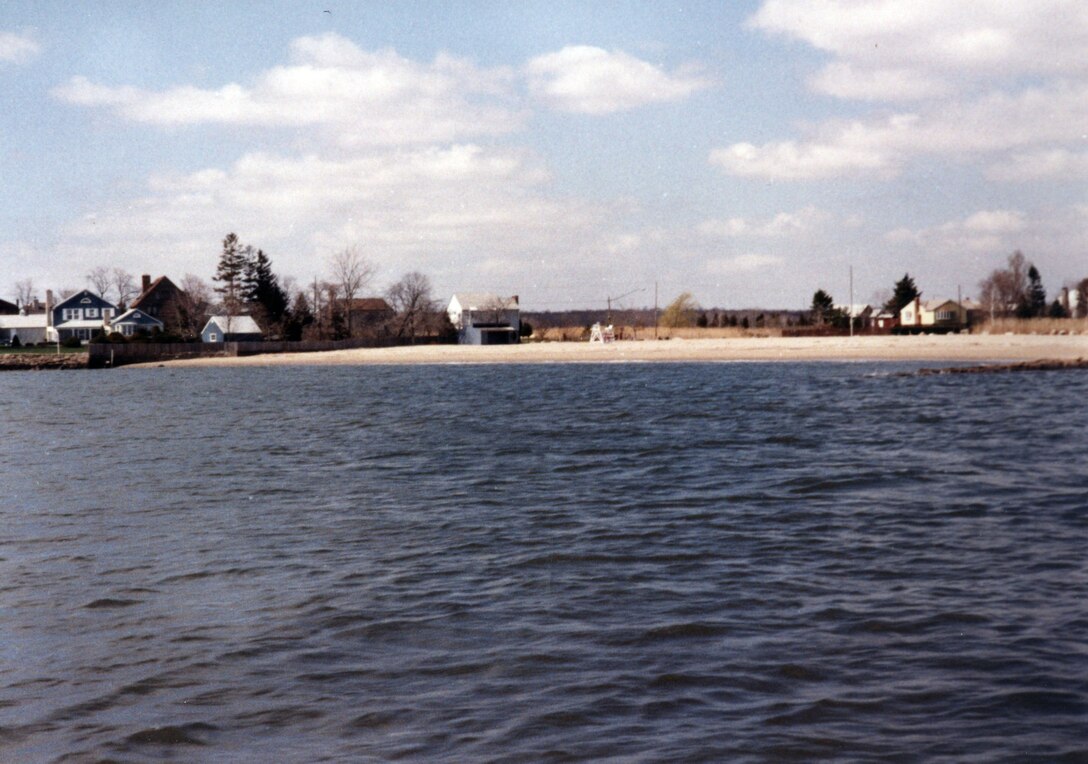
(62, 336, 83, 348)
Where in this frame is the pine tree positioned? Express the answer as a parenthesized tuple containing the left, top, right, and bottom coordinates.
(214, 233, 247, 319)
(811, 289, 835, 324)
(1021, 265, 1047, 318)
(885, 273, 920, 315)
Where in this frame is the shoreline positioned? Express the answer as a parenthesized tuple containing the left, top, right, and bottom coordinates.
(129, 334, 1088, 369)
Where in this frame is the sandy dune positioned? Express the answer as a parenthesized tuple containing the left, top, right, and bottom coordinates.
(143, 333, 1088, 368)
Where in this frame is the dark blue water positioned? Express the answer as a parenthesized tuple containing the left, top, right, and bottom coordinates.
(1, 363, 1086, 762)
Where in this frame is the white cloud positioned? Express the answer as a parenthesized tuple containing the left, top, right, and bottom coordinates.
(699, 206, 829, 237)
(749, 0, 1088, 100)
(525, 45, 710, 114)
(0, 31, 40, 64)
(707, 253, 785, 274)
(52, 34, 522, 146)
(986, 148, 1088, 182)
(885, 208, 1026, 253)
(55, 144, 630, 297)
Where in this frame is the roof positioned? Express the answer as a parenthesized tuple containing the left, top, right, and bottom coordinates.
(449, 293, 519, 311)
(922, 299, 961, 311)
(348, 297, 393, 312)
(0, 314, 48, 329)
(130, 276, 182, 309)
(53, 289, 116, 311)
(111, 308, 164, 326)
(835, 304, 872, 318)
(203, 314, 262, 335)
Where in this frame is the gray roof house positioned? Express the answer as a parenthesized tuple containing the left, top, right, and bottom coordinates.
(447, 293, 520, 345)
(201, 315, 263, 343)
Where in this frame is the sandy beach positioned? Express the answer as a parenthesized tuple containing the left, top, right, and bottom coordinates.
(141, 333, 1088, 368)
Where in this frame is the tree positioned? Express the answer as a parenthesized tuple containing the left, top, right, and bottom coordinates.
(1076, 278, 1088, 319)
(87, 266, 113, 301)
(386, 271, 436, 341)
(284, 290, 315, 341)
(884, 273, 919, 315)
(1020, 265, 1047, 318)
(111, 268, 139, 309)
(13, 279, 34, 308)
(329, 245, 375, 337)
(176, 274, 213, 339)
(661, 292, 699, 328)
(214, 233, 248, 327)
(1048, 299, 1069, 319)
(979, 250, 1030, 319)
(811, 289, 835, 324)
(242, 247, 289, 333)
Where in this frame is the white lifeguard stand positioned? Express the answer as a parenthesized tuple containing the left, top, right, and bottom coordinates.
(589, 323, 615, 343)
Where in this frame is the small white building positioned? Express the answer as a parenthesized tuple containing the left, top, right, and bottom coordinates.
(0, 314, 49, 346)
(899, 297, 966, 328)
(447, 293, 520, 345)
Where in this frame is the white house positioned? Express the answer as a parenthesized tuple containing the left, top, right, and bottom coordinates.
(447, 293, 520, 345)
(0, 314, 49, 346)
(899, 297, 966, 328)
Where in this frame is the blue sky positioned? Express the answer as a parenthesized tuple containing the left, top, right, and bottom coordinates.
(2, 1, 1086, 310)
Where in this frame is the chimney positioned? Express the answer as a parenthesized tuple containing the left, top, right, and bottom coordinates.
(142, 274, 151, 292)
(46, 290, 54, 327)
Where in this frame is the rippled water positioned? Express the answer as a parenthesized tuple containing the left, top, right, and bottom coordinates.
(1, 363, 1086, 762)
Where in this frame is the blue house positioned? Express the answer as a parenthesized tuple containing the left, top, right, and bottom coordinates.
(51, 290, 117, 343)
(109, 308, 165, 337)
(201, 315, 263, 343)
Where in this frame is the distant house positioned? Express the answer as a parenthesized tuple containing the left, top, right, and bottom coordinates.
(871, 309, 898, 330)
(836, 304, 873, 330)
(52, 290, 117, 343)
(447, 293, 520, 345)
(0, 314, 48, 345)
(130, 275, 186, 333)
(899, 297, 966, 329)
(201, 315, 263, 343)
(110, 308, 165, 338)
(348, 297, 395, 327)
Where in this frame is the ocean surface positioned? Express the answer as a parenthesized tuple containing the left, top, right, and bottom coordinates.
(1, 362, 1085, 762)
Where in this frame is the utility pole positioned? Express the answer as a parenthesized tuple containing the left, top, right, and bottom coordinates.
(654, 281, 658, 339)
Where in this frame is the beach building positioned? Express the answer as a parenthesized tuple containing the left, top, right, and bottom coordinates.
(447, 293, 520, 345)
(899, 297, 967, 330)
(871, 309, 898, 330)
(201, 315, 263, 343)
(110, 308, 165, 337)
(51, 290, 117, 343)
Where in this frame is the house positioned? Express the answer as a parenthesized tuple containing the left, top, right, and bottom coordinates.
(899, 297, 966, 329)
(348, 297, 395, 327)
(0, 314, 49, 345)
(109, 308, 165, 337)
(0, 298, 18, 315)
(201, 314, 263, 343)
(870, 309, 898, 330)
(51, 289, 117, 343)
(836, 304, 873, 330)
(130, 275, 186, 333)
(447, 293, 520, 345)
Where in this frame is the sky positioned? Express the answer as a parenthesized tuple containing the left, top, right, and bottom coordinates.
(1, 1, 1086, 311)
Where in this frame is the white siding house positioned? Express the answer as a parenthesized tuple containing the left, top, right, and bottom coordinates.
(447, 293, 520, 345)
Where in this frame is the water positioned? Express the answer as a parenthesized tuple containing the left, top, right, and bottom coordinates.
(1, 363, 1085, 762)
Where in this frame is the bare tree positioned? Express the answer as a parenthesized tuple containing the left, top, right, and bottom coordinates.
(111, 268, 139, 309)
(979, 250, 1030, 320)
(386, 271, 436, 341)
(176, 273, 213, 339)
(329, 245, 375, 337)
(14, 279, 35, 308)
(86, 266, 113, 301)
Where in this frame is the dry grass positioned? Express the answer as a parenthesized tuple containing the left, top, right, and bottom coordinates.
(533, 325, 783, 342)
(976, 317, 1088, 335)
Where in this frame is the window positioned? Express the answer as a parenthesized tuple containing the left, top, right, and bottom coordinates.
(936, 310, 956, 322)
(86, 308, 99, 318)
(80, 297, 92, 304)
(208, 332, 218, 342)
(63, 308, 80, 321)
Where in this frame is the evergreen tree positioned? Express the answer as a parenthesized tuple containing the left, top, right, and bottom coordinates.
(214, 233, 247, 318)
(885, 273, 920, 314)
(811, 289, 835, 324)
(1048, 299, 1069, 319)
(1020, 265, 1047, 318)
